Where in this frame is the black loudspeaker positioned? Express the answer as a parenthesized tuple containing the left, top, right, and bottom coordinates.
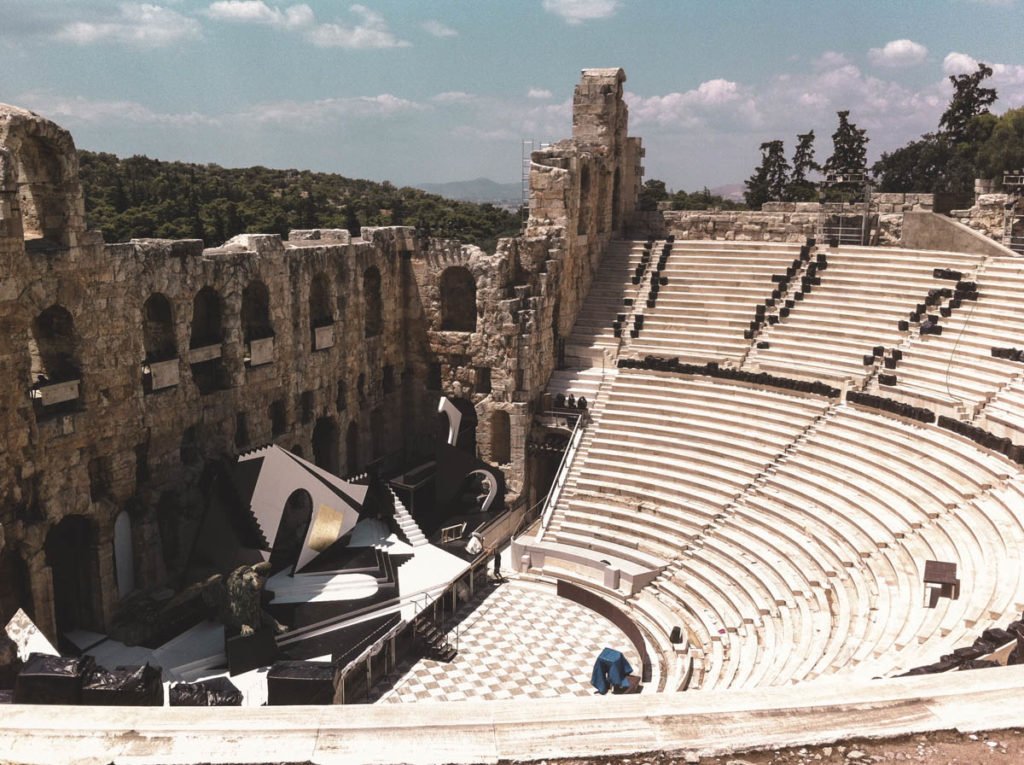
(757, 341, 770, 349)
(873, 345, 884, 357)
(829, 237, 838, 248)
(863, 354, 875, 366)
(267, 661, 335, 705)
(884, 357, 897, 370)
(780, 307, 790, 318)
(879, 373, 897, 386)
(669, 626, 683, 644)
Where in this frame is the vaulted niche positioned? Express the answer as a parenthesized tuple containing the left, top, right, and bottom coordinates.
(440, 266, 477, 332)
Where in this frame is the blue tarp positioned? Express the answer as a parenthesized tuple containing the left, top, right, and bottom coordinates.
(590, 647, 633, 694)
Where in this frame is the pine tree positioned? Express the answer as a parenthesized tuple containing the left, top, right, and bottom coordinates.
(939, 63, 997, 143)
(745, 140, 790, 208)
(824, 111, 869, 179)
(786, 131, 820, 201)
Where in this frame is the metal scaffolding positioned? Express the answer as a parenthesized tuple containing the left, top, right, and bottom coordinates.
(817, 172, 877, 246)
(1003, 171, 1024, 255)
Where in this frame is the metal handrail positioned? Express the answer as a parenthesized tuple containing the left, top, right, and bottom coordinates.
(535, 407, 590, 541)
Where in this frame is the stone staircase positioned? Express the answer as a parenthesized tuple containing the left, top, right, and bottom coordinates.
(389, 487, 429, 547)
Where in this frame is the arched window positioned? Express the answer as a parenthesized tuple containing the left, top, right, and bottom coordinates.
(142, 293, 176, 361)
(190, 287, 223, 349)
(363, 266, 382, 338)
(491, 410, 511, 464)
(241, 280, 273, 343)
(309, 273, 333, 329)
(312, 416, 339, 475)
(30, 304, 79, 383)
(45, 515, 99, 634)
(10, 129, 80, 245)
(440, 266, 477, 331)
(309, 272, 334, 350)
(189, 287, 226, 394)
(577, 164, 591, 236)
(29, 304, 82, 416)
(346, 420, 359, 475)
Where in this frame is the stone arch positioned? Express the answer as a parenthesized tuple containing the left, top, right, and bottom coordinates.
(491, 410, 511, 465)
(346, 420, 359, 475)
(44, 515, 100, 634)
(241, 280, 273, 342)
(142, 293, 176, 361)
(113, 510, 135, 598)
(29, 304, 80, 384)
(363, 266, 382, 338)
(189, 287, 226, 394)
(440, 266, 477, 332)
(0, 106, 84, 245)
(0, 549, 32, 624)
(309, 272, 333, 329)
(577, 163, 591, 235)
(313, 416, 339, 475)
(190, 286, 223, 348)
(270, 489, 313, 572)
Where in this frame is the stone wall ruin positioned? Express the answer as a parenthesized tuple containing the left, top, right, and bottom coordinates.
(0, 68, 641, 640)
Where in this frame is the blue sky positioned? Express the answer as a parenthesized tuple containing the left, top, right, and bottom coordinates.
(2, 0, 1023, 191)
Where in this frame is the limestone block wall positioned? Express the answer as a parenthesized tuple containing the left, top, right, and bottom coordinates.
(638, 194, 934, 245)
(951, 193, 1014, 243)
(0, 66, 643, 638)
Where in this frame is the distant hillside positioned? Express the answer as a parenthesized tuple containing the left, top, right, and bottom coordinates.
(76, 152, 523, 253)
(415, 177, 522, 203)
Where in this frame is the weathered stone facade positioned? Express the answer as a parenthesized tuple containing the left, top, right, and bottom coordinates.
(0, 68, 641, 640)
(951, 192, 1018, 244)
(640, 194, 934, 245)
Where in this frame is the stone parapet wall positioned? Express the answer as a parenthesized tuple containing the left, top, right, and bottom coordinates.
(950, 193, 1013, 243)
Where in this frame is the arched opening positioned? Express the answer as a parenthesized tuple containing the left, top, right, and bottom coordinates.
(190, 287, 223, 348)
(313, 416, 339, 475)
(14, 134, 74, 244)
(142, 293, 176, 362)
(440, 266, 477, 331)
(577, 164, 591, 236)
(113, 511, 135, 598)
(44, 516, 99, 634)
(0, 550, 32, 625)
(270, 489, 313, 573)
(309, 272, 333, 336)
(29, 304, 80, 383)
(189, 287, 226, 394)
(363, 266, 382, 338)
(241, 280, 273, 343)
(371, 407, 385, 460)
(611, 167, 622, 231)
(453, 398, 478, 456)
(346, 420, 359, 475)
(29, 304, 82, 416)
(491, 410, 511, 464)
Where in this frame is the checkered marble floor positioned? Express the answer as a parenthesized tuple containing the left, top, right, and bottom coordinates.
(369, 580, 641, 703)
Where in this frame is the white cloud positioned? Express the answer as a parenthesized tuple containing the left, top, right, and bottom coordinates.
(627, 79, 747, 128)
(868, 39, 928, 68)
(57, 3, 201, 47)
(307, 4, 409, 48)
(205, 1, 313, 29)
(542, 0, 619, 24)
(432, 91, 475, 104)
(943, 51, 980, 75)
(240, 93, 424, 124)
(421, 19, 457, 38)
(814, 51, 850, 69)
(527, 88, 553, 100)
(16, 92, 217, 126)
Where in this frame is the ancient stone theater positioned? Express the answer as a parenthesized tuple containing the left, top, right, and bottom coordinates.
(4, 68, 1024, 764)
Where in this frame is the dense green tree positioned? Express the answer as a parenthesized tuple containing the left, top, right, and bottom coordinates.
(786, 131, 820, 201)
(939, 63, 998, 143)
(637, 179, 669, 211)
(975, 107, 1024, 183)
(823, 111, 868, 179)
(744, 140, 789, 208)
(75, 150, 522, 253)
